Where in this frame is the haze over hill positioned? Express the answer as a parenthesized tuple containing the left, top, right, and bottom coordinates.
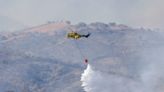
(0, 21, 164, 92)
(1, 0, 164, 29)
(0, 16, 27, 32)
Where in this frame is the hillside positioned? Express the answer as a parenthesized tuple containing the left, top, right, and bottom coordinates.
(0, 21, 164, 92)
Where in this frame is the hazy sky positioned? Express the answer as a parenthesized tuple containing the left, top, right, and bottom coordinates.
(0, 0, 164, 29)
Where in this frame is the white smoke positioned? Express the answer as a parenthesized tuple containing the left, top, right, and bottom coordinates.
(81, 61, 164, 92)
(81, 64, 142, 92)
